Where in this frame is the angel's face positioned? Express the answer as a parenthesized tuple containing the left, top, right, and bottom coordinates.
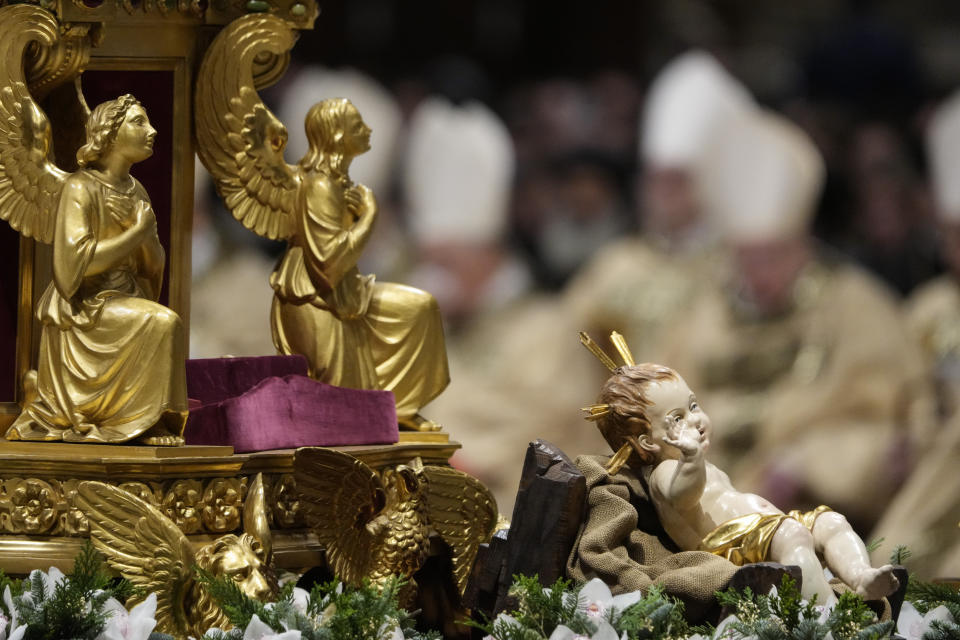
(112, 104, 156, 164)
(341, 106, 371, 156)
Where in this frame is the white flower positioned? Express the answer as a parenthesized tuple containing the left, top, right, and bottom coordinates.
(575, 579, 643, 623)
(291, 587, 309, 615)
(21, 567, 66, 601)
(3, 586, 21, 634)
(242, 614, 302, 640)
(812, 602, 834, 625)
(377, 620, 404, 640)
(897, 601, 955, 640)
(96, 592, 158, 640)
(714, 613, 740, 639)
(487, 613, 522, 638)
(548, 618, 622, 640)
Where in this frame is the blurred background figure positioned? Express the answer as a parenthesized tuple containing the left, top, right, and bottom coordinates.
(403, 96, 527, 331)
(564, 50, 753, 363)
(660, 109, 933, 533)
(905, 90, 960, 422)
(870, 89, 960, 576)
(507, 77, 636, 290)
(840, 121, 939, 296)
(404, 96, 606, 511)
(189, 160, 278, 358)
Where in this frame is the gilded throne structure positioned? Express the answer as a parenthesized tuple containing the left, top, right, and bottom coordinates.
(0, 0, 468, 598)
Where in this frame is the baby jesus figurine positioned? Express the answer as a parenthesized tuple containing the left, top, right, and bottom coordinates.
(581, 333, 899, 606)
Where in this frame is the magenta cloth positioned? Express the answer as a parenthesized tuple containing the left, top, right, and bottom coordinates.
(186, 355, 310, 404)
(184, 356, 398, 452)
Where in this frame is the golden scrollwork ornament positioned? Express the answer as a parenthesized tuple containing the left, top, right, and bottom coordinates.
(0, 4, 188, 445)
(75, 473, 275, 637)
(195, 14, 449, 431)
(293, 447, 497, 603)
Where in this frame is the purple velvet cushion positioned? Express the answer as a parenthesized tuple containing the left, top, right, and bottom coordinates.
(185, 374, 398, 452)
(186, 355, 309, 405)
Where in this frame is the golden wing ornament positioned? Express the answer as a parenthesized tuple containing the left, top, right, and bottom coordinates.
(0, 5, 68, 243)
(420, 465, 498, 594)
(75, 481, 197, 637)
(293, 447, 386, 585)
(195, 14, 299, 241)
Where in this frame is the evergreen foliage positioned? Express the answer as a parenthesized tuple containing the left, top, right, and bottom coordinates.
(196, 571, 440, 640)
(2, 541, 137, 640)
(890, 545, 912, 566)
(471, 575, 697, 640)
(469, 575, 593, 640)
(714, 575, 893, 640)
(905, 575, 960, 639)
(615, 584, 693, 640)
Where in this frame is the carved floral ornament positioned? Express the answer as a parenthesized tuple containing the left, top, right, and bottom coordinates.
(0, 474, 303, 536)
(0, 0, 316, 23)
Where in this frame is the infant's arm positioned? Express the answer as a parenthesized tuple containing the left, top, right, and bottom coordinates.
(649, 443, 706, 512)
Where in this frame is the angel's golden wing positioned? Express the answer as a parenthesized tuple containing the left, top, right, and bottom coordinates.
(293, 447, 385, 585)
(195, 14, 299, 241)
(421, 466, 498, 594)
(0, 5, 67, 244)
(75, 481, 196, 637)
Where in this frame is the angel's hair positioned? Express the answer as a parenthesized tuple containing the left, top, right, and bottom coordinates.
(77, 94, 141, 168)
(300, 97, 357, 173)
(596, 363, 678, 464)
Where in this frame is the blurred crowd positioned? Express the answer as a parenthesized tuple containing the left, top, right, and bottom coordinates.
(188, 1, 960, 580)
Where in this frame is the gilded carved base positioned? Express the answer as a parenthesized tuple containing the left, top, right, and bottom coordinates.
(0, 434, 459, 574)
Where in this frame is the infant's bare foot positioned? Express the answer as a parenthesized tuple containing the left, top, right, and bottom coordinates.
(853, 564, 899, 600)
(140, 434, 185, 446)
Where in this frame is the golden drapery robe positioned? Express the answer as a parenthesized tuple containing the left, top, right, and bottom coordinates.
(270, 172, 449, 421)
(6, 170, 187, 443)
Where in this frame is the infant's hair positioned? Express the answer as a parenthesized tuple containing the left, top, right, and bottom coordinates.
(596, 363, 678, 464)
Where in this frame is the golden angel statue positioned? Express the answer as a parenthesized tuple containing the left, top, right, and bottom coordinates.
(293, 447, 498, 604)
(195, 15, 449, 431)
(75, 474, 275, 637)
(0, 6, 187, 445)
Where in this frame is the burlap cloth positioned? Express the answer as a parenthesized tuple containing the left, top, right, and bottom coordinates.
(566, 455, 738, 620)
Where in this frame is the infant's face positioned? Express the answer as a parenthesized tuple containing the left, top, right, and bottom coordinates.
(643, 375, 712, 460)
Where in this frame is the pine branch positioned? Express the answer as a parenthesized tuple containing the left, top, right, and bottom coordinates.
(923, 619, 960, 640)
(865, 538, 884, 554)
(907, 577, 960, 614)
(194, 566, 270, 631)
(890, 545, 912, 566)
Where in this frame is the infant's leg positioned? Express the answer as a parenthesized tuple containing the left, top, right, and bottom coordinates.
(811, 511, 898, 600)
(769, 518, 836, 606)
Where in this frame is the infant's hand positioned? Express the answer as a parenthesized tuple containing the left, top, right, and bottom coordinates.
(664, 424, 703, 459)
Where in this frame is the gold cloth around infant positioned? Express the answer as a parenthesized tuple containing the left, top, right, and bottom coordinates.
(699, 505, 832, 566)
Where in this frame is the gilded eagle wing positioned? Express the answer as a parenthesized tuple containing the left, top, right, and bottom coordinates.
(421, 466, 498, 594)
(75, 481, 196, 638)
(195, 14, 299, 242)
(293, 447, 385, 585)
(0, 5, 67, 244)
